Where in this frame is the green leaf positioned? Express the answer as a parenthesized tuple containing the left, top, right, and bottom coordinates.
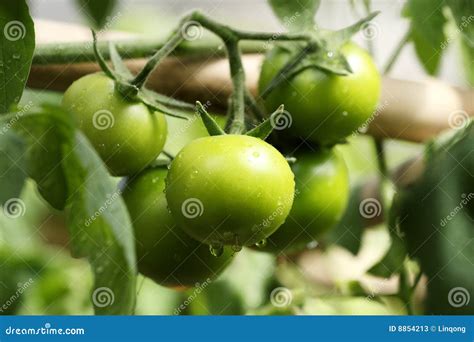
(63, 132, 136, 315)
(12, 108, 72, 210)
(246, 105, 285, 140)
(324, 185, 365, 255)
(76, 0, 117, 29)
(0, 130, 27, 205)
(322, 11, 380, 48)
(196, 101, 225, 136)
(404, 0, 447, 75)
(268, 0, 320, 32)
(0, 0, 35, 114)
(398, 122, 474, 314)
(368, 194, 408, 277)
(459, 37, 474, 86)
(446, 0, 474, 86)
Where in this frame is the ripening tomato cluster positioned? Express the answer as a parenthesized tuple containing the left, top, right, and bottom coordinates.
(62, 41, 380, 289)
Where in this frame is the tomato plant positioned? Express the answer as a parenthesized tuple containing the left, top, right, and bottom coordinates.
(63, 73, 168, 176)
(257, 148, 349, 254)
(122, 167, 234, 289)
(1, 0, 472, 319)
(166, 134, 295, 248)
(259, 42, 381, 146)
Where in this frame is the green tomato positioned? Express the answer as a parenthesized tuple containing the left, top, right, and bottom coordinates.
(122, 167, 234, 289)
(257, 148, 349, 254)
(62, 73, 167, 176)
(259, 42, 381, 146)
(166, 134, 295, 248)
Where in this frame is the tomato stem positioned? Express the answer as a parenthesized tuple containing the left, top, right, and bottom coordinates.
(124, 10, 313, 134)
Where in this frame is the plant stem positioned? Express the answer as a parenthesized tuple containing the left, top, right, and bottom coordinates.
(383, 30, 410, 75)
(131, 23, 188, 88)
(33, 39, 265, 65)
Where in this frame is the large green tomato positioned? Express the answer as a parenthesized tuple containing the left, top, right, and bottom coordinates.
(259, 42, 381, 146)
(166, 134, 295, 248)
(122, 167, 234, 289)
(63, 73, 167, 176)
(257, 148, 349, 254)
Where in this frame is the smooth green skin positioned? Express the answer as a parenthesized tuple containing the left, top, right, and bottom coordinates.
(166, 135, 295, 247)
(62, 73, 167, 176)
(257, 148, 349, 254)
(259, 42, 381, 146)
(122, 167, 233, 289)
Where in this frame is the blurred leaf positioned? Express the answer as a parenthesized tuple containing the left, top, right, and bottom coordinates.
(0, 0, 35, 113)
(460, 38, 474, 86)
(0, 247, 43, 315)
(268, 0, 320, 32)
(63, 132, 137, 315)
(12, 109, 72, 210)
(368, 194, 408, 277)
(404, 0, 447, 75)
(0, 130, 27, 205)
(325, 185, 364, 255)
(398, 122, 473, 314)
(76, 0, 117, 29)
(188, 280, 244, 315)
(446, 0, 474, 86)
(322, 11, 380, 48)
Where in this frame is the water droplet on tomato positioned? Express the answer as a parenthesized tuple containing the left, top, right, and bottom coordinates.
(255, 239, 267, 248)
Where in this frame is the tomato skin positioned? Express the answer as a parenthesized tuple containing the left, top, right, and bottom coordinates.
(259, 42, 381, 146)
(166, 134, 295, 247)
(257, 148, 349, 254)
(122, 167, 233, 288)
(62, 73, 167, 176)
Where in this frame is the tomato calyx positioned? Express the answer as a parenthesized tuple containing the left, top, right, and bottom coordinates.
(91, 30, 191, 120)
(260, 11, 380, 100)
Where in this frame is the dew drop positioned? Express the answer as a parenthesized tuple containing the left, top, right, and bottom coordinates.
(252, 151, 260, 158)
(342, 111, 348, 116)
(326, 51, 334, 58)
(255, 239, 267, 248)
(306, 240, 318, 249)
